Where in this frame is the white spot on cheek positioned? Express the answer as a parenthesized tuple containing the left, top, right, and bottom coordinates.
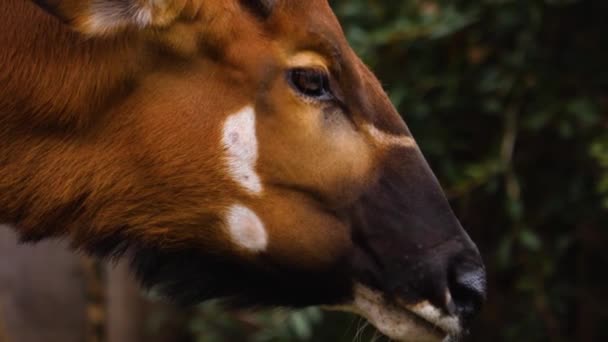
(364, 124, 416, 148)
(225, 204, 268, 252)
(222, 106, 263, 194)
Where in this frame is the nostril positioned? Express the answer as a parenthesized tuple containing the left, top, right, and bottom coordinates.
(448, 265, 486, 322)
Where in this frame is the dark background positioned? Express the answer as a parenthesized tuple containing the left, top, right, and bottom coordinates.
(334, 1, 608, 341)
(333, 0, 608, 341)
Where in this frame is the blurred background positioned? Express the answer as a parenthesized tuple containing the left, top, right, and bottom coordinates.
(1, 0, 607, 341)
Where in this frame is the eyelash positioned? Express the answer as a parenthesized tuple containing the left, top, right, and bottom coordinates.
(287, 68, 334, 102)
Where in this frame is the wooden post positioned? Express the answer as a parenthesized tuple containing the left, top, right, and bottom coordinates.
(0, 226, 88, 342)
(106, 262, 145, 342)
(0, 226, 191, 342)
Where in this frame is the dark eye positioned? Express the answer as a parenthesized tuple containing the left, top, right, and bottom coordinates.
(287, 68, 333, 101)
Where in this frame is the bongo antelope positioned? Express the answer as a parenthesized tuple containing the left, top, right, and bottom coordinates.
(0, 1, 486, 341)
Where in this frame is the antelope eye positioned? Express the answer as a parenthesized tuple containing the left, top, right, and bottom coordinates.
(287, 68, 333, 101)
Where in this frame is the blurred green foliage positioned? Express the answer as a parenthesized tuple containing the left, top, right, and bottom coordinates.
(186, 304, 323, 342)
(159, 1, 608, 341)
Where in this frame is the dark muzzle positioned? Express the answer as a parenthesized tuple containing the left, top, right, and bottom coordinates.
(351, 148, 486, 325)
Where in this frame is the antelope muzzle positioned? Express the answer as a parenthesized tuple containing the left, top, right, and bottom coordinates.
(349, 147, 486, 341)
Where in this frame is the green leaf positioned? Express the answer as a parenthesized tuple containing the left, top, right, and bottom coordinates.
(519, 229, 542, 251)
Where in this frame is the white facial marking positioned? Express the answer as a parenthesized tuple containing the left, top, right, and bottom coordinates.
(328, 285, 461, 342)
(365, 124, 416, 148)
(85, 1, 132, 33)
(222, 106, 263, 194)
(85, 0, 166, 34)
(133, 7, 154, 27)
(287, 52, 330, 71)
(225, 204, 268, 252)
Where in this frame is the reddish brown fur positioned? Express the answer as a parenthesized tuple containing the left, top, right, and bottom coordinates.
(0, 2, 485, 339)
(0, 1, 237, 250)
(0, 0, 374, 264)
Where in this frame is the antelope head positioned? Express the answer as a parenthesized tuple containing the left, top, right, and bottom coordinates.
(0, 0, 486, 340)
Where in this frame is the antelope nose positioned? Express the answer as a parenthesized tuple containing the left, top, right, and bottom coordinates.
(448, 261, 486, 322)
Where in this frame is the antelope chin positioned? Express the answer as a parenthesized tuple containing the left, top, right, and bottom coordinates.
(328, 285, 461, 342)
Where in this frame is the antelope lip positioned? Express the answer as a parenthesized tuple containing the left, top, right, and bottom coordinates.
(331, 285, 461, 342)
(396, 305, 448, 338)
(397, 298, 462, 337)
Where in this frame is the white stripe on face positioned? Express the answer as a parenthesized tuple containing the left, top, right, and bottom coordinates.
(222, 106, 263, 194)
(364, 124, 416, 149)
(225, 204, 268, 252)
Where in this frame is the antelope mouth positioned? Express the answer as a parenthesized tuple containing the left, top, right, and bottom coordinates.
(339, 285, 462, 342)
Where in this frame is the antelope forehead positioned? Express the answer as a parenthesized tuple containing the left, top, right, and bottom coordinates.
(222, 106, 263, 194)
